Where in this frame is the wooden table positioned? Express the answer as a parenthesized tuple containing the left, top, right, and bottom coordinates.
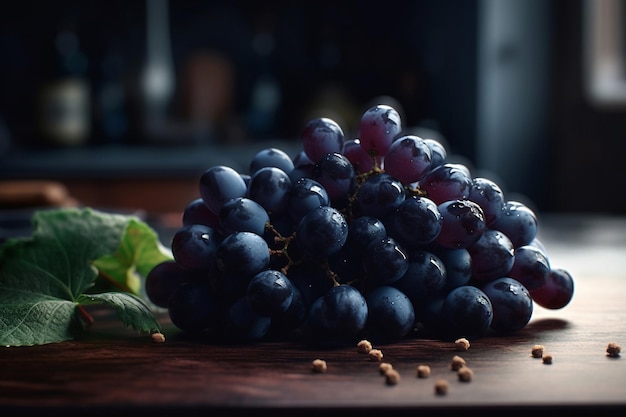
(1, 213, 626, 416)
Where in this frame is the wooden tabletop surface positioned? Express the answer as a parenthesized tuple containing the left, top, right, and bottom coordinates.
(1, 213, 625, 416)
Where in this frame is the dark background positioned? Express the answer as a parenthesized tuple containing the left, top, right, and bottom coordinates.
(1, 0, 625, 215)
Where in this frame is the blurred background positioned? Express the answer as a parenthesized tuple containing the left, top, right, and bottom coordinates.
(1, 0, 625, 223)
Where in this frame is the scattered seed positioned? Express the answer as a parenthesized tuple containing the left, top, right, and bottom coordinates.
(606, 342, 621, 358)
(434, 379, 449, 395)
(542, 353, 553, 364)
(151, 332, 166, 343)
(450, 355, 466, 370)
(416, 364, 431, 378)
(311, 359, 327, 373)
(531, 344, 544, 358)
(379, 362, 393, 375)
(454, 337, 470, 351)
(368, 348, 384, 362)
(357, 339, 373, 354)
(457, 366, 473, 382)
(384, 369, 401, 385)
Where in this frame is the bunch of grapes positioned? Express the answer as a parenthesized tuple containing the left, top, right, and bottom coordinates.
(145, 103, 574, 346)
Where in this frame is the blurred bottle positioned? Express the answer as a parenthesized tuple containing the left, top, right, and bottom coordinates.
(95, 52, 128, 144)
(38, 29, 91, 147)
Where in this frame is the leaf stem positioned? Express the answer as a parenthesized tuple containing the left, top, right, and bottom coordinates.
(76, 304, 94, 328)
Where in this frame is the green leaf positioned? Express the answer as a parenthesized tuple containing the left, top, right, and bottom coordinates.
(0, 208, 167, 346)
(79, 292, 161, 334)
(91, 217, 173, 295)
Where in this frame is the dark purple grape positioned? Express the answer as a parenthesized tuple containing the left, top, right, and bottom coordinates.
(482, 277, 533, 333)
(287, 177, 330, 224)
(218, 197, 270, 236)
(249, 147, 295, 176)
(424, 138, 447, 170)
(246, 269, 294, 316)
(530, 268, 574, 309)
(363, 237, 409, 285)
(389, 195, 443, 248)
(182, 198, 219, 228)
(435, 199, 486, 249)
(364, 286, 415, 343)
(393, 249, 446, 304)
(508, 244, 550, 291)
(358, 104, 402, 157)
(442, 285, 493, 339)
(301, 117, 345, 164)
(171, 224, 221, 272)
(248, 166, 293, 215)
(313, 152, 356, 206)
(219, 296, 272, 341)
(354, 172, 405, 219)
(433, 247, 473, 292)
(168, 282, 218, 334)
(419, 163, 472, 205)
(215, 231, 270, 278)
(145, 260, 196, 308)
(491, 201, 538, 248)
(383, 135, 432, 185)
(343, 138, 377, 174)
(467, 229, 515, 282)
(468, 177, 505, 226)
(199, 165, 247, 215)
(307, 284, 368, 346)
(346, 215, 387, 253)
(296, 206, 348, 259)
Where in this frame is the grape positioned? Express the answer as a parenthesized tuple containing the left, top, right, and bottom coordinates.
(182, 198, 219, 228)
(154, 98, 576, 346)
(301, 117, 345, 164)
(382, 135, 432, 185)
(199, 165, 247, 215)
(358, 104, 402, 157)
(296, 205, 348, 259)
(345, 215, 387, 253)
(442, 285, 493, 339)
(435, 199, 486, 249)
(246, 269, 294, 316)
(392, 249, 446, 305)
(168, 282, 218, 334)
(215, 231, 270, 278)
(248, 166, 292, 216)
(468, 177, 505, 226)
(482, 277, 533, 333)
(362, 237, 409, 285)
(343, 138, 377, 174)
(467, 229, 515, 282)
(249, 147, 295, 176)
(353, 172, 405, 219)
(171, 224, 221, 272)
(364, 286, 415, 343)
(145, 260, 200, 308)
(307, 284, 368, 346)
(424, 138, 447, 169)
(219, 296, 272, 341)
(432, 247, 472, 292)
(389, 195, 442, 248)
(419, 163, 472, 205)
(219, 197, 270, 236)
(507, 244, 550, 291)
(287, 177, 330, 224)
(491, 200, 538, 248)
(313, 152, 356, 206)
(530, 268, 574, 309)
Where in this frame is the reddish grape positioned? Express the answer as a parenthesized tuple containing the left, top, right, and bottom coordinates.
(530, 268, 574, 309)
(383, 135, 432, 185)
(358, 104, 402, 157)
